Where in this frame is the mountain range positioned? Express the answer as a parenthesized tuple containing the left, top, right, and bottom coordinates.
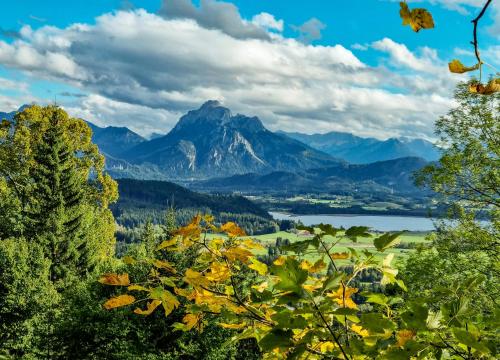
(280, 131, 440, 163)
(1, 102, 435, 196)
(112, 100, 343, 179)
(192, 156, 428, 195)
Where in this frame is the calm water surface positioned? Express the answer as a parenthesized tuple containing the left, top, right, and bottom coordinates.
(270, 212, 436, 232)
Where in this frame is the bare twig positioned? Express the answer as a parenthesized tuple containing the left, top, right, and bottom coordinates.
(471, 0, 493, 80)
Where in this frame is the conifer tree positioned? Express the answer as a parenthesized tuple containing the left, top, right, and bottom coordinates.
(26, 107, 87, 282)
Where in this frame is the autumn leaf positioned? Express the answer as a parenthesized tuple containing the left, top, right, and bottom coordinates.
(320, 341, 335, 353)
(330, 252, 350, 260)
(396, 329, 416, 347)
(157, 238, 177, 250)
(219, 322, 246, 329)
(134, 299, 162, 315)
(470, 79, 500, 95)
(400, 2, 434, 32)
(351, 324, 369, 337)
(220, 222, 246, 237)
(153, 260, 177, 273)
(248, 257, 268, 275)
(327, 285, 358, 309)
(183, 313, 202, 330)
(448, 59, 480, 74)
(99, 273, 130, 286)
(103, 294, 135, 310)
(205, 262, 230, 282)
(127, 284, 149, 292)
(223, 247, 253, 263)
(252, 281, 269, 293)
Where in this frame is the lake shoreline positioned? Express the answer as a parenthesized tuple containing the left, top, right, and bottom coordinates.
(270, 211, 437, 232)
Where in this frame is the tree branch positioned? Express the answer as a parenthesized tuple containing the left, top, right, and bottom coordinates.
(471, 0, 493, 79)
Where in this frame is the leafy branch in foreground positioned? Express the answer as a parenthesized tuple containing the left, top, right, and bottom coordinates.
(100, 216, 496, 359)
(399, 0, 498, 94)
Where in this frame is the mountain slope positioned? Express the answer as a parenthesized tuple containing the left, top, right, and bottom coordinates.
(194, 157, 428, 195)
(87, 122, 146, 158)
(122, 101, 342, 179)
(0, 104, 32, 122)
(113, 178, 271, 219)
(281, 131, 440, 163)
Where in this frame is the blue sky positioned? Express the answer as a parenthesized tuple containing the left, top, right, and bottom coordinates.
(0, 0, 498, 138)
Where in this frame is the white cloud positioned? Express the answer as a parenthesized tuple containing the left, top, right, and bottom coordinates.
(351, 43, 369, 51)
(252, 12, 284, 32)
(0, 8, 459, 139)
(65, 94, 181, 137)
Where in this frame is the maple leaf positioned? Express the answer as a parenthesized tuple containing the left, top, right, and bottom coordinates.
(448, 59, 480, 74)
(248, 258, 268, 275)
(98, 273, 130, 286)
(400, 2, 434, 32)
(220, 222, 246, 237)
(470, 79, 500, 95)
(103, 294, 135, 310)
(351, 324, 369, 337)
(134, 300, 162, 315)
(396, 329, 416, 347)
(327, 285, 358, 309)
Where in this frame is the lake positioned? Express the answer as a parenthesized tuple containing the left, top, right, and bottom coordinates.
(270, 212, 436, 232)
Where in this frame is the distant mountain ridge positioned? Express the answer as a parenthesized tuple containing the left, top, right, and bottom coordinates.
(117, 100, 343, 179)
(280, 131, 440, 163)
(87, 122, 146, 159)
(193, 157, 428, 196)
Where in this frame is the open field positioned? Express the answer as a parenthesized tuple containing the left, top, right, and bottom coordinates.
(206, 230, 430, 264)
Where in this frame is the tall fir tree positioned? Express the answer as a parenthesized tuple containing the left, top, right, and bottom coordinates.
(26, 107, 87, 282)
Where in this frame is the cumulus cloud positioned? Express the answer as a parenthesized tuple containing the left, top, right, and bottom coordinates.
(292, 18, 326, 44)
(158, 0, 270, 40)
(0, 8, 458, 139)
(65, 94, 182, 137)
(251, 12, 284, 32)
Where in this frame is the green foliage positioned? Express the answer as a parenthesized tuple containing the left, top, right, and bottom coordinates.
(0, 238, 59, 358)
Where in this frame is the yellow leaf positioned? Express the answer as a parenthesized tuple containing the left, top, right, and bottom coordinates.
(302, 283, 321, 292)
(396, 329, 416, 347)
(448, 59, 480, 74)
(330, 252, 350, 260)
(153, 260, 177, 273)
(183, 313, 202, 330)
(248, 258, 268, 275)
(184, 268, 210, 288)
(220, 222, 246, 237)
(99, 273, 130, 286)
(252, 281, 268, 293)
(470, 79, 500, 95)
(273, 256, 286, 266)
(241, 239, 264, 250)
(400, 2, 434, 32)
(219, 322, 247, 329)
(327, 285, 358, 309)
(320, 341, 335, 353)
(157, 238, 177, 250)
(122, 256, 136, 265)
(206, 262, 230, 282)
(223, 247, 253, 263)
(134, 299, 162, 315)
(127, 284, 149, 292)
(351, 324, 369, 337)
(103, 294, 135, 310)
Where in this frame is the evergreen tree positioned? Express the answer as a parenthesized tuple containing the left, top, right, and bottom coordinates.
(25, 107, 87, 282)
